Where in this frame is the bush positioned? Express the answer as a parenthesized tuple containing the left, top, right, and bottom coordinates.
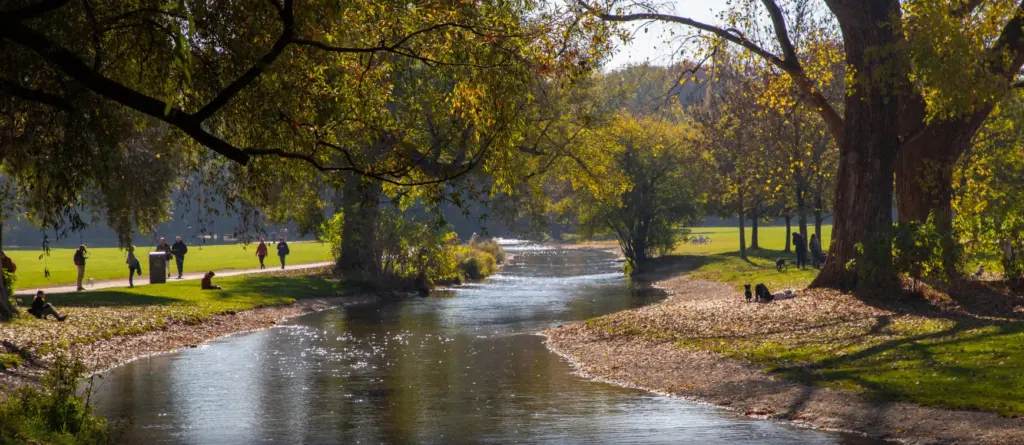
(457, 248, 497, 280)
(0, 354, 116, 444)
(466, 237, 506, 264)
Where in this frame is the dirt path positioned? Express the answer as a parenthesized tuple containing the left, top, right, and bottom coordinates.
(545, 275, 1024, 445)
(14, 261, 334, 296)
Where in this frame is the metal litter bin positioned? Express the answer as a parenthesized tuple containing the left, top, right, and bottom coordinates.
(149, 252, 167, 284)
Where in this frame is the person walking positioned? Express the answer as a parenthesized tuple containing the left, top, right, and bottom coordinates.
(73, 245, 88, 291)
(256, 237, 268, 269)
(126, 245, 143, 288)
(809, 234, 825, 269)
(28, 290, 67, 321)
(156, 237, 172, 278)
(277, 236, 290, 270)
(171, 236, 188, 279)
(793, 233, 808, 270)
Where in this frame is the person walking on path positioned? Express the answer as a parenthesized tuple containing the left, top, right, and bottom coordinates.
(793, 233, 808, 270)
(73, 245, 88, 291)
(126, 245, 142, 288)
(28, 290, 66, 321)
(277, 237, 290, 270)
(256, 238, 268, 269)
(156, 237, 172, 278)
(171, 236, 188, 279)
(809, 234, 825, 269)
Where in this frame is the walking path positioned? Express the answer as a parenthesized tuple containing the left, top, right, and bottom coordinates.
(14, 261, 334, 296)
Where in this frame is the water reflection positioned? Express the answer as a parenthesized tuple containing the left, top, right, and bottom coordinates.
(93, 247, 881, 444)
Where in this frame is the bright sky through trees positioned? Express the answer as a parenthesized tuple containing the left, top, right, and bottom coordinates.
(605, 0, 729, 69)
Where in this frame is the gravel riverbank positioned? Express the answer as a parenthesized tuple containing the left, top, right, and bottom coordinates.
(545, 273, 1024, 445)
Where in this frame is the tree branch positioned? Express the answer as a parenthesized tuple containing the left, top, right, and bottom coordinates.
(0, 79, 72, 111)
(579, 1, 845, 143)
(193, 0, 294, 122)
(1, 21, 250, 163)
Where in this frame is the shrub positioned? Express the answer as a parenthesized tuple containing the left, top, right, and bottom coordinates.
(0, 354, 115, 444)
(467, 237, 506, 263)
(457, 248, 497, 280)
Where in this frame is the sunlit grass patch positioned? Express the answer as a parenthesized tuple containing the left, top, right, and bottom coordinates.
(4, 241, 332, 290)
(2, 270, 345, 356)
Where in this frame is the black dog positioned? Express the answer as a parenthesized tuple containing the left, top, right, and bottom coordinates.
(744, 284, 753, 302)
(776, 259, 788, 272)
(755, 283, 775, 302)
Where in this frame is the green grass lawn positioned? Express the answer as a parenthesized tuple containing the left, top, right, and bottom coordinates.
(678, 224, 832, 255)
(2, 269, 346, 355)
(4, 241, 333, 290)
(684, 316, 1024, 416)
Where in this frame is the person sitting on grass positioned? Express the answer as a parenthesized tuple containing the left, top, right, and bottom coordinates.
(27, 290, 67, 321)
(201, 271, 222, 290)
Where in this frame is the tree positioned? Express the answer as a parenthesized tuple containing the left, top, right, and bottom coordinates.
(581, 0, 1024, 288)
(1, 0, 612, 290)
(955, 91, 1024, 284)
(555, 114, 706, 274)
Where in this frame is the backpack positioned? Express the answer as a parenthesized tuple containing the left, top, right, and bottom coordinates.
(73, 251, 83, 266)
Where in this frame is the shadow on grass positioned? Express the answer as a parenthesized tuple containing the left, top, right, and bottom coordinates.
(633, 254, 727, 283)
(19, 274, 345, 308)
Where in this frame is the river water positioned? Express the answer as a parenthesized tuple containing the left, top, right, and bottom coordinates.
(93, 246, 882, 444)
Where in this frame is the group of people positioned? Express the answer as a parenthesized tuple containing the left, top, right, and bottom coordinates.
(70, 235, 293, 292)
(8, 234, 295, 323)
(791, 232, 827, 269)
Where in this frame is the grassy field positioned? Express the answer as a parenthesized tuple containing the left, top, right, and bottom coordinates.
(4, 241, 333, 290)
(2, 269, 345, 355)
(666, 225, 832, 290)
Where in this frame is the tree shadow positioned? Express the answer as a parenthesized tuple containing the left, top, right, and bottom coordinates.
(633, 254, 726, 283)
(17, 292, 182, 308)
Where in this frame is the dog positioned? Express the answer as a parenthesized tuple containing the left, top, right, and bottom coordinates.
(744, 284, 753, 302)
(755, 283, 774, 302)
(87, 277, 95, 288)
(776, 259, 788, 272)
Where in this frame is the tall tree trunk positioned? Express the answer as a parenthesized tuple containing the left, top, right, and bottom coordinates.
(749, 207, 760, 250)
(738, 192, 746, 259)
(813, 0, 906, 289)
(896, 117, 987, 279)
(338, 173, 383, 286)
(814, 210, 823, 242)
(784, 215, 793, 253)
(795, 181, 808, 241)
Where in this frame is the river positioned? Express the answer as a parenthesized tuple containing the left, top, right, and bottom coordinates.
(92, 245, 882, 444)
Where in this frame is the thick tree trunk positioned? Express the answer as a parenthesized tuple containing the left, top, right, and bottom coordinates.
(738, 194, 746, 259)
(749, 208, 760, 250)
(814, 193, 824, 241)
(896, 117, 987, 279)
(813, 0, 906, 289)
(337, 173, 383, 285)
(784, 215, 793, 253)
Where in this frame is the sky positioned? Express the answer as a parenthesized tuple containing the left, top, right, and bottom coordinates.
(604, 0, 731, 70)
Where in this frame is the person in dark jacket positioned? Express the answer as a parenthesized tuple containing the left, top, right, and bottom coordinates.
(809, 234, 825, 269)
(73, 245, 88, 291)
(277, 237, 290, 270)
(28, 290, 66, 321)
(201, 271, 222, 290)
(256, 238, 268, 269)
(171, 236, 188, 279)
(156, 237, 172, 278)
(793, 233, 808, 269)
(126, 245, 143, 288)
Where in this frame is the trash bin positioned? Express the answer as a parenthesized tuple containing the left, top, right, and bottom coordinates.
(149, 252, 167, 284)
